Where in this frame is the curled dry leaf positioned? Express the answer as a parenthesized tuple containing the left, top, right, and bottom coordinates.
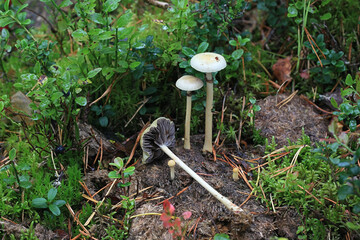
(272, 56, 292, 85)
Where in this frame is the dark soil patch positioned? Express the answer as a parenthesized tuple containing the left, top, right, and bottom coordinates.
(255, 93, 330, 147)
(128, 135, 301, 239)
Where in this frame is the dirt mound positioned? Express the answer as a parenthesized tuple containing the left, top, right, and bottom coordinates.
(255, 94, 329, 146)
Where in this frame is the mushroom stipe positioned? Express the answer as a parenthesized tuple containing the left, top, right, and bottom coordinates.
(140, 117, 248, 215)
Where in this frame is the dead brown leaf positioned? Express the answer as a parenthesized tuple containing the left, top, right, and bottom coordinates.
(272, 56, 292, 85)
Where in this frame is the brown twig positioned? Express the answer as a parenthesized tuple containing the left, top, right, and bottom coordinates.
(125, 122, 150, 168)
(297, 184, 323, 205)
(157, 186, 189, 205)
(300, 94, 333, 114)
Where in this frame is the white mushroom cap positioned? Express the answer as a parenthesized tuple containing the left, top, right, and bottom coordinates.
(176, 75, 204, 92)
(190, 52, 227, 73)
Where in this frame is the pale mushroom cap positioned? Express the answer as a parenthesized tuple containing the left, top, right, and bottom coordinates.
(233, 167, 239, 173)
(168, 160, 176, 167)
(190, 52, 227, 73)
(176, 75, 204, 92)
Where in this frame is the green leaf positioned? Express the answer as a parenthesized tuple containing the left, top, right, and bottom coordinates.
(346, 221, 360, 230)
(98, 31, 114, 40)
(47, 188, 57, 202)
(321, 0, 331, 6)
(0, 101, 4, 112)
(108, 171, 121, 179)
(197, 42, 209, 53)
(114, 10, 133, 28)
(72, 29, 88, 41)
(0, 17, 15, 27)
(102, 67, 115, 80)
(9, 148, 16, 160)
(51, 92, 64, 102)
(49, 204, 61, 216)
(124, 166, 135, 178)
(338, 185, 353, 200)
(214, 233, 230, 240)
(16, 4, 29, 15)
(1, 28, 10, 39)
(99, 116, 108, 127)
(287, 6, 298, 17)
(179, 61, 190, 68)
(103, 0, 120, 13)
(330, 97, 338, 109)
(88, 68, 102, 78)
(329, 157, 340, 164)
(129, 62, 141, 70)
(59, 0, 73, 8)
(53, 200, 66, 207)
(349, 120, 357, 132)
(142, 86, 157, 95)
(75, 97, 87, 106)
(90, 13, 105, 25)
(32, 198, 48, 208)
(4, 0, 11, 11)
(182, 47, 196, 57)
(345, 74, 354, 86)
(229, 40, 237, 47)
(113, 157, 124, 169)
(341, 88, 354, 97)
(231, 49, 244, 60)
(320, 13, 332, 21)
(20, 19, 31, 26)
(20, 181, 32, 189)
(353, 203, 360, 214)
(119, 182, 131, 187)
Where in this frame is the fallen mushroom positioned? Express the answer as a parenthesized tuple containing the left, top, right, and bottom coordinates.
(140, 117, 246, 214)
(168, 160, 176, 180)
(190, 52, 227, 153)
(175, 75, 204, 149)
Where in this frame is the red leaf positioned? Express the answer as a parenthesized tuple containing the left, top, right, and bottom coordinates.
(163, 199, 175, 215)
(182, 211, 192, 220)
(160, 212, 172, 228)
(174, 218, 181, 229)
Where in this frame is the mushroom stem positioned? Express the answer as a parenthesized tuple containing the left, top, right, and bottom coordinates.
(184, 91, 192, 149)
(233, 168, 239, 181)
(168, 160, 176, 180)
(203, 72, 213, 153)
(159, 145, 244, 214)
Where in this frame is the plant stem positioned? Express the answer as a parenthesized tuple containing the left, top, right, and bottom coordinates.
(159, 145, 245, 214)
(9, 15, 36, 42)
(115, 28, 118, 69)
(294, 0, 311, 92)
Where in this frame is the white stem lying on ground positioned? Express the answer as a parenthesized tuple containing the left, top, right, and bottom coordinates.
(160, 145, 244, 214)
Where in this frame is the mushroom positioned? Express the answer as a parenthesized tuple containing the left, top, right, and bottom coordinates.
(168, 160, 176, 180)
(190, 52, 227, 153)
(175, 75, 204, 149)
(140, 117, 246, 214)
(233, 167, 239, 181)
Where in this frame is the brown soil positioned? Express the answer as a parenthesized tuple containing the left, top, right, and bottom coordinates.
(129, 93, 328, 239)
(255, 93, 330, 147)
(128, 135, 301, 239)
